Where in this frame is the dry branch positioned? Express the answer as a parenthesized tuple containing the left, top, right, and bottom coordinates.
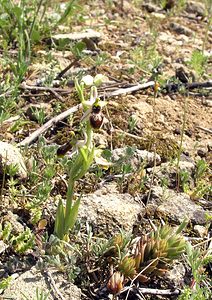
(196, 126, 212, 134)
(18, 104, 81, 147)
(137, 287, 180, 296)
(102, 81, 155, 98)
(18, 81, 155, 147)
(20, 82, 72, 93)
(164, 80, 212, 93)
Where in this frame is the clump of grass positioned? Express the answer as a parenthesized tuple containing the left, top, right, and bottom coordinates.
(188, 50, 208, 78)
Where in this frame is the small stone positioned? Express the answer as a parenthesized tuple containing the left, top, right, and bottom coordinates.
(79, 184, 145, 233)
(185, 129, 192, 137)
(197, 148, 207, 158)
(3, 267, 81, 300)
(0, 141, 27, 180)
(4, 211, 25, 234)
(151, 12, 166, 19)
(202, 99, 212, 107)
(175, 65, 190, 83)
(178, 160, 195, 173)
(52, 29, 101, 44)
(207, 141, 212, 152)
(194, 225, 208, 238)
(170, 22, 193, 36)
(112, 148, 161, 169)
(186, 1, 205, 17)
(142, 3, 160, 13)
(147, 186, 207, 225)
(166, 262, 186, 288)
(174, 128, 181, 135)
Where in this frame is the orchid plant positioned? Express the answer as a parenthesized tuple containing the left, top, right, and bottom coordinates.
(54, 74, 108, 240)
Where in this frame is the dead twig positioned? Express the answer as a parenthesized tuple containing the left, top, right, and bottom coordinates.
(102, 81, 155, 98)
(196, 126, 212, 134)
(55, 58, 79, 80)
(18, 104, 81, 147)
(20, 82, 72, 93)
(114, 128, 147, 141)
(18, 81, 154, 146)
(164, 80, 212, 93)
(2, 115, 20, 125)
(137, 287, 180, 296)
(44, 270, 65, 300)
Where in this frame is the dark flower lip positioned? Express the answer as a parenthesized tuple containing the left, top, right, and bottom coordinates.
(90, 113, 104, 129)
(57, 142, 72, 157)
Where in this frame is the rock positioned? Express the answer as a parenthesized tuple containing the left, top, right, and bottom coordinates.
(3, 267, 81, 300)
(197, 148, 207, 158)
(152, 160, 195, 188)
(194, 225, 208, 238)
(151, 12, 166, 19)
(3, 211, 25, 234)
(147, 186, 208, 225)
(175, 65, 190, 83)
(170, 22, 193, 36)
(0, 240, 8, 255)
(166, 262, 186, 288)
(142, 3, 160, 13)
(112, 148, 161, 169)
(25, 103, 52, 122)
(0, 141, 27, 179)
(93, 132, 108, 148)
(186, 1, 205, 17)
(52, 29, 101, 44)
(79, 183, 145, 233)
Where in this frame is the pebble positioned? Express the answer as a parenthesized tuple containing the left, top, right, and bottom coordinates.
(194, 225, 208, 238)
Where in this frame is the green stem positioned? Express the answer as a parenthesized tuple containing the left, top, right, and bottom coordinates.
(64, 177, 75, 232)
(29, 0, 44, 39)
(86, 122, 93, 150)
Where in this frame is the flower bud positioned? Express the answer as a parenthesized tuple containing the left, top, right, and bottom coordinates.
(93, 74, 108, 86)
(81, 75, 94, 86)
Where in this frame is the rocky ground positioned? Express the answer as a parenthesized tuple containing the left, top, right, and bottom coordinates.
(0, 1, 211, 299)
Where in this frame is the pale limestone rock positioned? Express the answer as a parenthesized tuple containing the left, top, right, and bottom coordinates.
(0, 141, 27, 179)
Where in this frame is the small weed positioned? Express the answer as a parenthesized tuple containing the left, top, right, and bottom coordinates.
(188, 50, 208, 78)
(179, 242, 212, 300)
(128, 114, 138, 133)
(32, 107, 46, 125)
(22, 288, 49, 300)
(0, 276, 12, 290)
(0, 221, 34, 254)
(179, 170, 191, 193)
(129, 43, 162, 75)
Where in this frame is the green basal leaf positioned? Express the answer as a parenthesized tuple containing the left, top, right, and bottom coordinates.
(175, 218, 188, 234)
(64, 195, 81, 234)
(54, 199, 65, 239)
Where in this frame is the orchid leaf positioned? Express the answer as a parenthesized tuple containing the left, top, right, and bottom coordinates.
(64, 195, 82, 234)
(54, 199, 65, 239)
